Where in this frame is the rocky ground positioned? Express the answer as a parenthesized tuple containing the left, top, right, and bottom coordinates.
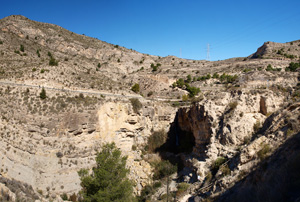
(1, 15, 300, 201)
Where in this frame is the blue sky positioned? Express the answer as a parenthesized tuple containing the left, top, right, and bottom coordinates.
(1, 0, 300, 61)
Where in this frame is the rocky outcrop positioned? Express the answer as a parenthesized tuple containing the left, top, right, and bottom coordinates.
(0, 95, 176, 198)
(167, 89, 284, 185)
(176, 105, 212, 155)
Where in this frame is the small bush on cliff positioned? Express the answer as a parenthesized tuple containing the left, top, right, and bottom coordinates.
(20, 44, 24, 52)
(147, 129, 167, 153)
(176, 182, 190, 197)
(78, 143, 134, 202)
(129, 98, 142, 113)
(131, 83, 140, 93)
(39, 88, 46, 100)
(153, 160, 177, 180)
(253, 120, 261, 133)
(257, 143, 270, 160)
(49, 57, 58, 66)
(285, 62, 300, 72)
(211, 157, 227, 175)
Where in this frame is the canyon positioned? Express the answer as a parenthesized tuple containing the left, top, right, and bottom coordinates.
(0, 15, 300, 201)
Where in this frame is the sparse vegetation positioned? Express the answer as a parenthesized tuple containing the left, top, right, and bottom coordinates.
(219, 73, 238, 84)
(257, 143, 270, 160)
(20, 44, 24, 52)
(266, 64, 281, 71)
(176, 182, 190, 197)
(49, 57, 58, 66)
(152, 160, 177, 180)
(147, 129, 167, 153)
(253, 120, 261, 133)
(211, 157, 227, 175)
(36, 49, 40, 57)
(151, 63, 161, 72)
(129, 98, 142, 113)
(285, 62, 300, 72)
(39, 88, 46, 100)
(131, 83, 140, 93)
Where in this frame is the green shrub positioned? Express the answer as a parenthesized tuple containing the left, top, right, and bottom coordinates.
(177, 182, 189, 192)
(285, 62, 300, 72)
(266, 64, 281, 71)
(97, 63, 101, 68)
(20, 44, 24, 52)
(49, 57, 58, 66)
(151, 63, 161, 72)
(220, 164, 231, 176)
(176, 182, 190, 197)
(153, 181, 162, 189)
(243, 68, 252, 73)
(61, 193, 68, 200)
(187, 74, 192, 83)
(186, 85, 201, 97)
(131, 83, 140, 93)
(32, 68, 37, 72)
(253, 120, 261, 133)
(212, 72, 219, 79)
(153, 160, 177, 180)
(138, 184, 154, 202)
(182, 94, 189, 102)
(212, 157, 227, 174)
(147, 129, 167, 153)
(129, 98, 142, 113)
(257, 144, 270, 160)
(39, 88, 46, 100)
(219, 73, 238, 83)
(0, 40, 3, 44)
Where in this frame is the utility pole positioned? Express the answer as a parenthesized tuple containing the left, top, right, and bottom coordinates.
(206, 43, 210, 61)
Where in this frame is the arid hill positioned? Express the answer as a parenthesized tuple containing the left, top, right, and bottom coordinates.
(0, 15, 300, 202)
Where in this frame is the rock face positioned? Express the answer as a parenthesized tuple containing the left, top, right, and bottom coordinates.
(176, 105, 212, 155)
(0, 91, 176, 198)
(168, 89, 284, 182)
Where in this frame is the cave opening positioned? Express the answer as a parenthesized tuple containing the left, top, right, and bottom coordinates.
(157, 112, 196, 170)
(165, 115, 195, 154)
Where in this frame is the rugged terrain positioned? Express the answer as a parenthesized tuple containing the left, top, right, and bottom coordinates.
(0, 15, 300, 201)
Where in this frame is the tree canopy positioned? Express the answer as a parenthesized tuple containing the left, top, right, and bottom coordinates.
(78, 143, 135, 202)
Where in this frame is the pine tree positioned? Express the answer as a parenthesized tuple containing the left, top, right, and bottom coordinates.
(78, 143, 135, 202)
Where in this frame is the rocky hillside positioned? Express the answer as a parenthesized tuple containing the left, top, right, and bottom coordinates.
(251, 40, 300, 59)
(0, 15, 300, 202)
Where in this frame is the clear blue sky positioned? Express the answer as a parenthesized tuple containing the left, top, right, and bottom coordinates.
(1, 0, 300, 61)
